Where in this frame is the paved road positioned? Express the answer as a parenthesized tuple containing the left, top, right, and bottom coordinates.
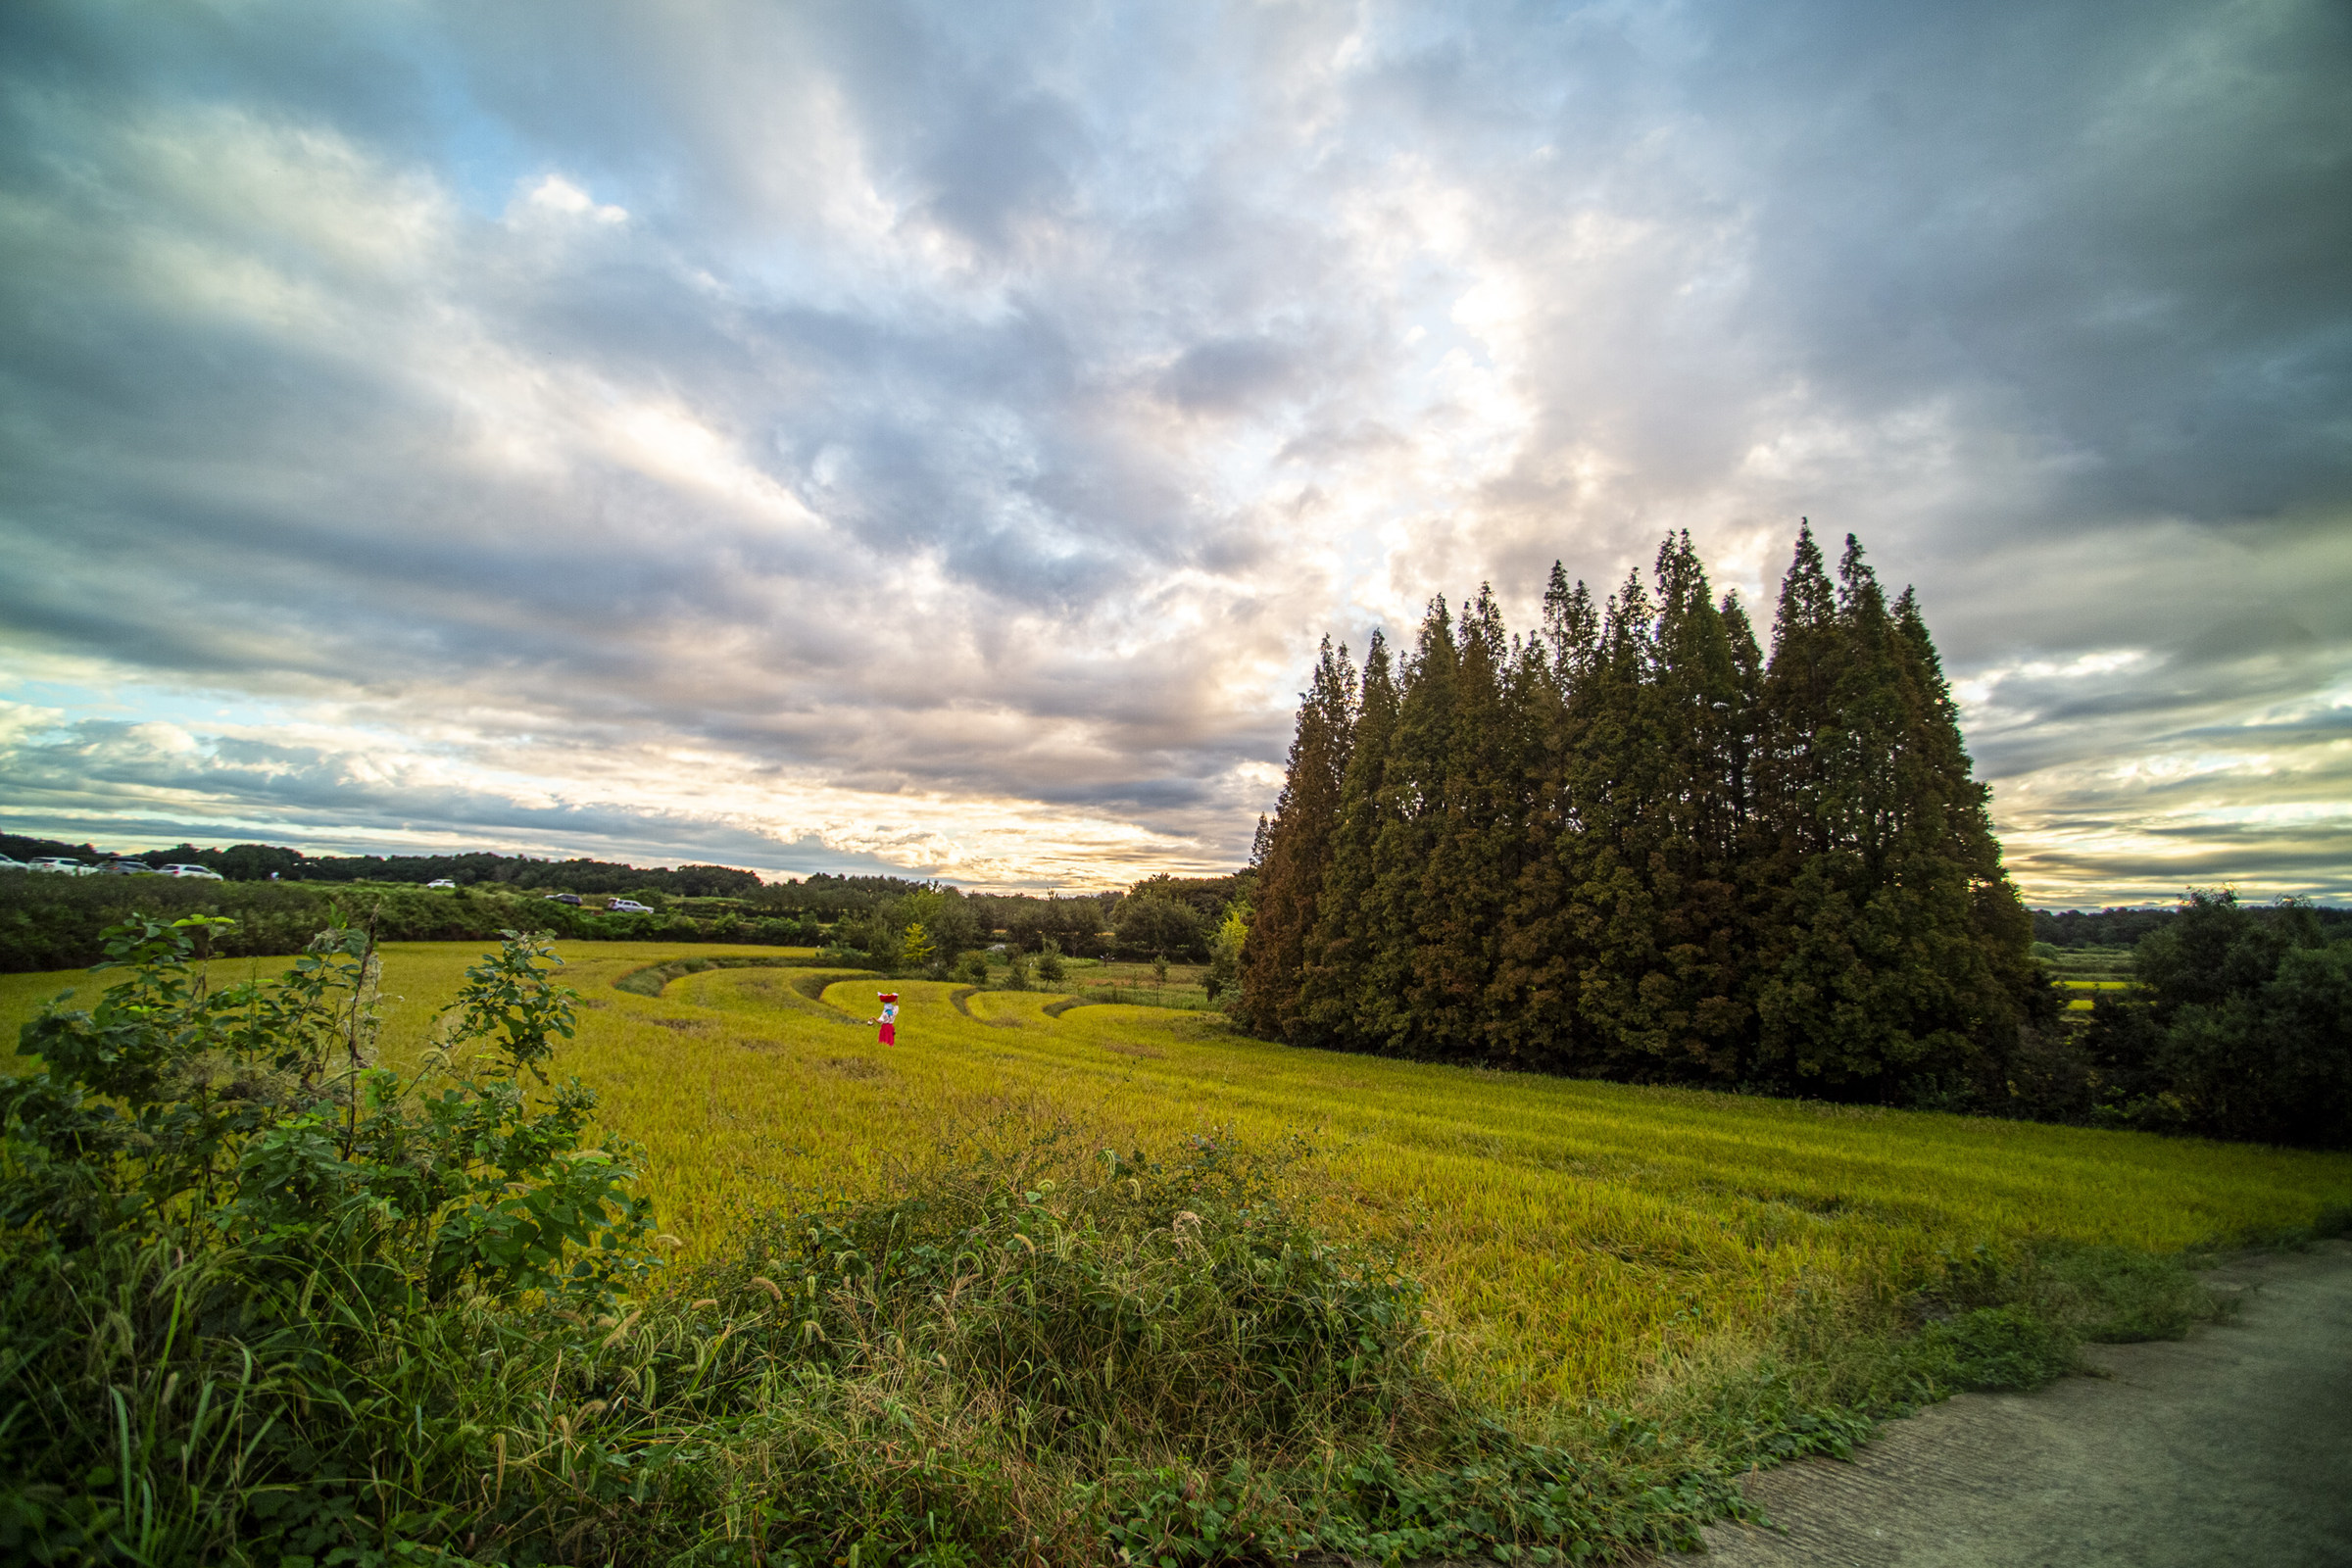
(1696, 1239, 2352, 1566)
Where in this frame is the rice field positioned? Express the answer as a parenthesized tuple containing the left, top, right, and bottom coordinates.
(5, 940, 2346, 1410)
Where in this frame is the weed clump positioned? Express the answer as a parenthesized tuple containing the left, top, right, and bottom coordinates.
(657, 1127, 1750, 1563)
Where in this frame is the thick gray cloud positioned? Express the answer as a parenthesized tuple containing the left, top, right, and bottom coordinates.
(0, 0, 2345, 899)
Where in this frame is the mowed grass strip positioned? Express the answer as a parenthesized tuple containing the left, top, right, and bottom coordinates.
(6, 940, 2345, 1410)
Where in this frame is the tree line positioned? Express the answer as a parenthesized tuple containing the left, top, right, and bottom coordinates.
(1239, 524, 2043, 1108)
(2, 836, 1257, 957)
(0, 876, 830, 974)
(0, 858, 1255, 975)
(0, 837, 769, 898)
(2032, 904, 2352, 950)
(833, 876, 1256, 972)
(2057, 892, 2351, 1147)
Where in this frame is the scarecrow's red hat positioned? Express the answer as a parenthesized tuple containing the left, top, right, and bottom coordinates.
(877, 992, 899, 1001)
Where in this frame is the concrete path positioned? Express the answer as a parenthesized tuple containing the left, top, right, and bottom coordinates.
(1696, 1239, 2352, 1566)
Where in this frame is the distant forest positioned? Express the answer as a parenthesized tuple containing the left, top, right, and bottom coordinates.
(2032, 905, 2352, 948)
(1244, 525, 2042, 1106)
(0, 829, 1254, 969)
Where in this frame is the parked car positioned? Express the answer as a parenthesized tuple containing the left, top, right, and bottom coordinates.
(543, 892, 583, 906)
(607, 898, 653, 914)
(98, 859, 159, 875)
(27, 858, 92, 875)
(0, 854, 25, 872)
(425, 878, 458, 889)
(160, 863, 223, 879)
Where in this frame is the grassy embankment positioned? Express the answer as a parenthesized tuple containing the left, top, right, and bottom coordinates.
(5, 939, 2344, 1412)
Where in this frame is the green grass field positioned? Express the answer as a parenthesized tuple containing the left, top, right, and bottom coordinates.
(5, 940, 2345, 1412)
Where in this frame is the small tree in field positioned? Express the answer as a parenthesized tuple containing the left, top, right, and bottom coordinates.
(1037, 939, 1065, 984)
(1206, 907, 1248, 1000)
(902, 920, 935, 973)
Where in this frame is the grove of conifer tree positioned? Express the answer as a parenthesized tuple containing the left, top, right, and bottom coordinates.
(1241, 524, 2044, 1107)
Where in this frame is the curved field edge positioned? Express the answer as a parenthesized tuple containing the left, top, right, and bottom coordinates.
(3, 941, 2345, 1413)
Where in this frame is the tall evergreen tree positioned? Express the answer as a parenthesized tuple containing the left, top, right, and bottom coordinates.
(1237, 639, 1355, 1040)
(1625, 532, 1751, 1077)
(1488, 567, 1592, 1069)
(1556, 570, 1661, 1074)
(1406, 586, 1519, 1060)
(1752, 536, 2030, 1099)
(1719, 591, 1764, 845)
(1298, 631, 1396, 1047)
(1889, 582, 2037, 1078)
(1755, 520, 1841, 864)
(1356, 600, 1458, 1053)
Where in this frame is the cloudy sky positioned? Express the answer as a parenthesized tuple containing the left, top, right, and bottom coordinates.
(1, 0, 2346, 903)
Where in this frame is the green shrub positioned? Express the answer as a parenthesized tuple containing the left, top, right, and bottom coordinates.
(2088, 892, 2352, 1147)
(0, 916, 656, 1563)
(1901, 1305, 2078, 1393)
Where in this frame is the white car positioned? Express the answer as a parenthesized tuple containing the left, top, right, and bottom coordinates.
(607, 898, 653, 914)
(27, 858, 92, 875)
(425, 878, 458, 889)
(0, 854, 24, 871)
(160, 863, 223, 879)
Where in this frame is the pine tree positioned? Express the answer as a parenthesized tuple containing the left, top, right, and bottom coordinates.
(1356, 601, 1458, 1054)
(1298, 631, 1397, 1048)
(1556, 568, 1668, 1076)
(1237, 639, 1355, 1040)
(1752, 534, 2030, 1100)
(1629, 532, 1751, 1078)
(1406, 586, 1519, 1060)
(1889, 583, 2037, 1085)
(1486, 600, 1575, 1070)
(1755, 521, 1841, 862)
(1719, 590, 1764, 842)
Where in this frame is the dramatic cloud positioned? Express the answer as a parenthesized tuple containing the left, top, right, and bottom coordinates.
(2, 0, 2346, 900)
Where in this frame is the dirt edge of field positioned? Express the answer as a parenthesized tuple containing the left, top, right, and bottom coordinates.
(1686, 1237, 2352, 1567)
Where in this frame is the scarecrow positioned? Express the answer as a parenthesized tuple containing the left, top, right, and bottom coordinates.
(871, 992, 899, 1047)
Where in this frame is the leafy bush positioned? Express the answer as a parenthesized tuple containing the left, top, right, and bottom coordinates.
(0, 916, 654, 1562)
(1900, 1305, 2078, 1393)
(670, 1128, 1748, 1565)
(2087, 892, 2352, 1146)
(1112, 896, 1207, 962)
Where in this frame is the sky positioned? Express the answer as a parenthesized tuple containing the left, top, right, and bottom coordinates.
(1, 0, 2347, 904)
